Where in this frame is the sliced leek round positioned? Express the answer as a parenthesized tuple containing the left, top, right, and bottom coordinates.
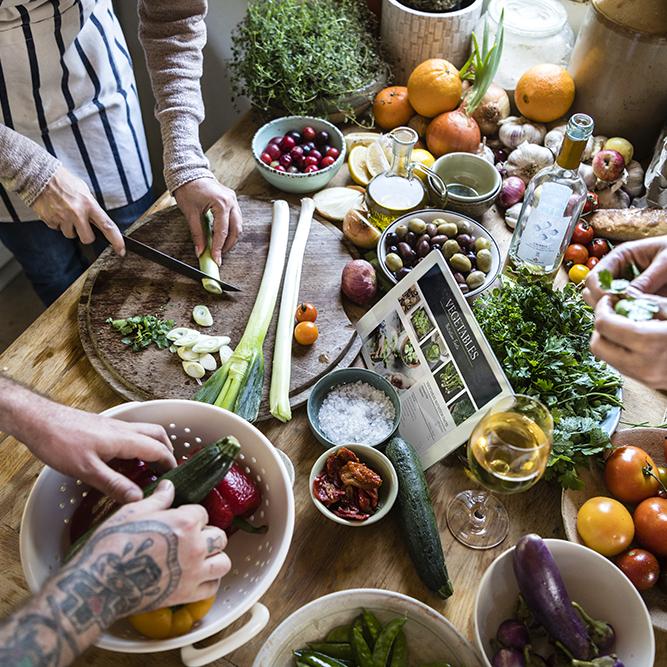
(199, 353, 217, 371)
(192, 336, 225, 353)
(167, 327, 198, 341)
(219, 345, 233, 364)
(172, 331, 201, 348)
(192, 305, 213, 327)
(182, 360, 205, 379)
(177, 347, 202, 361)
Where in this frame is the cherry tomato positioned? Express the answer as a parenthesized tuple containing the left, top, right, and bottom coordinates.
(295, 302, 318, 323)
(582, 191, 599, 216)
(634, 497, 667, 556)
(564, 243, 589, 265)
(589, 237, 611, 258)
(577, 496, 634, 556)
(616, 548, 660, 591)
(659, 466, 667, 487)
(571, 220, 595, 245)
(294, 321, 319, 345)
(604, 445, 660, 504)
(568, 264, 589, 284)
(586, 256, 600, 270)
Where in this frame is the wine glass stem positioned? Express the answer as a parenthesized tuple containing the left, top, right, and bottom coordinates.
(470, 491, 490, 534)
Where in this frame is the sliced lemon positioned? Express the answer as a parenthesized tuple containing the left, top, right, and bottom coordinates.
(366, 140, 391, 178)
(348, 145, 371, 186)
(412, 148, 435, 169)
(344, 131, 383, 152)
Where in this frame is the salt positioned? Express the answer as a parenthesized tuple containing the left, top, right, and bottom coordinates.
(318, 380, 395, 445)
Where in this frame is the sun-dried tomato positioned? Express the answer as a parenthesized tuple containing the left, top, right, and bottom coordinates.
(326, 447, 359, 479)
(333, 503, 370, 521)
(313, 472, 345, 506)
(356, 488, 379, 513)
(339, 461, 382, 490)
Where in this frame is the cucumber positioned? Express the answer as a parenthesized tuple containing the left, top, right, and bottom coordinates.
(65, 436, 240, 561)
(385, 436, 453, 599)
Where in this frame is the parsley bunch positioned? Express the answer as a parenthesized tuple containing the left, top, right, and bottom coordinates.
(106, 315, 174, 353)
(230, 0, 389, 119)
(473, 281, 623, 489)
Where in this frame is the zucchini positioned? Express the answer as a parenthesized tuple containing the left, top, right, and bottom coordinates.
(65, 436, 240, 561)
(385, 436, 453, 599)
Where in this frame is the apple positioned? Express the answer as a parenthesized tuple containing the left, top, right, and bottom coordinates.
(592, 149, 625, 182)
(604, 137, 634, 165)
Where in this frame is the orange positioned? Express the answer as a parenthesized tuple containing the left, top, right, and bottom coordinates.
(514, 64, 575, 123)
(372, 86, 414, 130)
(407, 58, 462, 118)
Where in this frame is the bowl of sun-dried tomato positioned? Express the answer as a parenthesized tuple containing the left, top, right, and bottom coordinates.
(309, 444, 398, 526)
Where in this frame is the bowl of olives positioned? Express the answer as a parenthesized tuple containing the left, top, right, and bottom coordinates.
(377, 209, 501, 299)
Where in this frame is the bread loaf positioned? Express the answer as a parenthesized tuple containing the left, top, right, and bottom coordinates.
(589, 208, 667, 241)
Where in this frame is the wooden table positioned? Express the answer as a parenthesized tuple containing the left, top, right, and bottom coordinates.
(1, 114, 666, 666)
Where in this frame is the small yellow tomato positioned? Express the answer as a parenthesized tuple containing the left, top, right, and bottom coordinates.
(568, 263, 590, 284)
(577, 496, 634, 557)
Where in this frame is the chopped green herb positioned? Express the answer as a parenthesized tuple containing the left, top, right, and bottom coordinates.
(106, 315, 175, 352)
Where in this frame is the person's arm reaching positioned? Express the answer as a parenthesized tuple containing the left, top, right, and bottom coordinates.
(0, 480, 230, 666)
(0, 375, 176, 503)
(0, 124, 125, 254)
(138, 0, 242, 264)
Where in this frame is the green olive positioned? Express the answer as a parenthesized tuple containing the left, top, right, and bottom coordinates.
(395, 224, 408, 239)
(407, 217, 427, 234)
(437, 221, 459, 238)
(474, 236, 492, 252)
(466, 270, 486, 290)
(432, 217, 447, 227)
(449, 253, 472, 273)
(385, 252, 404, 272)
(443, 239, 461, 259)
(476, 248, 493, 273)
(455, 219, 473, 235)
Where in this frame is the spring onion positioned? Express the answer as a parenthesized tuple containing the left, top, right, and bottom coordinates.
(195, 200, 291, 421)
(199, 210, 223, 295)
(269, 198, 315, 422)
(193, 305, 213, 327)
(183, 361, 206, 379)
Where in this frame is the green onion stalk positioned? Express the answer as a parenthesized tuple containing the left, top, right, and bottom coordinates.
(199, 210, 223, 295)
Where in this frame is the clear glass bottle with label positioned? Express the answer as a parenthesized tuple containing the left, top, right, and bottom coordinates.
(504, 113, 594, 283)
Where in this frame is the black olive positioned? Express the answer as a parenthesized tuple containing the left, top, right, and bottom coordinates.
(385, 232, 399, 247)
(425, 223, 438, 237)
(417, 233, 431, 248)
(405, 231, 417, 246)
(466, 251, 477, 268)
(430, 234, 448, 247)
(453, 272, 465, 283)
(459, 283, 470, 294)
(416, 239, 431, 257)
(397, 242, 413, 259)
(397, 267, 411, 279)
(456, 233, 472, 250)
(388, 245, 399, 255)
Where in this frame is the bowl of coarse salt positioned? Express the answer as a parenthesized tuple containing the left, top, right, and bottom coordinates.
(306, 368, 401, 449)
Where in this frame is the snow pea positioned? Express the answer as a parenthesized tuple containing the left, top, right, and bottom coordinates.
(293, 650, 348, 667)
(389, 629, 408, 667)
(372, 618, 406, 667)
(362, 609, 382, 648)
(352, 616, 374, 667)
(326, 624, 352, 643)
(306, 642, 353, 660)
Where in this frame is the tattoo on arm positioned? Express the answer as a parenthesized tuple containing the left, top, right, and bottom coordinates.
(0, 520, 181, 667)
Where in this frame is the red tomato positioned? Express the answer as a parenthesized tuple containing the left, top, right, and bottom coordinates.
(604, 445, 660, 504)
(582, 191, 599, 216)
(586, 257, 600, 270)
(589, 237, 611, 258)
(564, 243, 589, 265)
(616, 548, 660, 591)
(571, 220, 595, 245)
(634, 497, 667, 556)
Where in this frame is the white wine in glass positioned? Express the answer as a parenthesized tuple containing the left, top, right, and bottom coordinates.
(447, 394, 553, 549)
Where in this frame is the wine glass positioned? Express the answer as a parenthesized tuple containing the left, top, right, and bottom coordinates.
(446, 394, 553, 550)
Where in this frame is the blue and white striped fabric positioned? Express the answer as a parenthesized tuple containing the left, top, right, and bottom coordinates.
(0, 0, 152, 222)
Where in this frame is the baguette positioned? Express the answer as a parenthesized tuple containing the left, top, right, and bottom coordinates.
(589, 207, 667, 241)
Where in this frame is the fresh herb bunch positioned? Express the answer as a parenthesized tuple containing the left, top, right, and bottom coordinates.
(473, 280, 623, 489)
(106, 315, 174, 352)
(230, 0, 388, 119)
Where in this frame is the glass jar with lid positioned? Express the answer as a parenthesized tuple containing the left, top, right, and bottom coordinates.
(476, 0, 575, 90)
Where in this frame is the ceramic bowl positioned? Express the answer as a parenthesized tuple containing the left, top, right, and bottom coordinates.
(306, 367, 401, 449)
(376, 208, 502, 299)
(251, 116, 346, 194)
(432, 152, 502, 219)
(253, 588, 484, 667)
(309, 444, 398, 527)
(474, 538, 655, 667)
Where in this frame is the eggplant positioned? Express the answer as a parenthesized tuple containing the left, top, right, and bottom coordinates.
(512, 535, 592, 660)
(493, 648, 525, 667)
(497, 620, 530, 651)
(572, 602, 615, 653)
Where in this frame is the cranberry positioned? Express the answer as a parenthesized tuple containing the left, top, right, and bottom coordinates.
(302, 126, 317, 142)
(326, 147, 340, 160)
(279, 135, 296, 152)
(304, 164, 319, 173)
(302, 144, 312, 156)
(309, 149, 323, 163)
(268, 135, 282, 145)
(279, 153, 292, 168)
(315, 130, 329, 146)
(320, 144, 332, 156)
(304, 141, 316, 150)
(275, 165, 286, 172)
(287, 130, 302, 144)
(287, 165, 299, 174)
(304, 155, 319, 167)
(290, 145, 304, 160)
(260, 152, 272, 165)
(265, 143, 281, 161)
(320, 155, 336, 168)
(269, 160, 280, 169)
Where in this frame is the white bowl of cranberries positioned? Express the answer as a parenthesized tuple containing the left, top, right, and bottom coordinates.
(251, 115, 346, 193)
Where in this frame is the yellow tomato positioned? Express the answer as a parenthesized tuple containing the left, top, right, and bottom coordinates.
(568, 263, 590, 284)
(577, 496, 634, 557)
(129, 596, 215, 640)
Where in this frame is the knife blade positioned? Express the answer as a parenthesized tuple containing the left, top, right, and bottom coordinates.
(122, 234, 241, 293)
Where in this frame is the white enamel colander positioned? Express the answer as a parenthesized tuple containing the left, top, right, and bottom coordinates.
(19, 400, 295, 666)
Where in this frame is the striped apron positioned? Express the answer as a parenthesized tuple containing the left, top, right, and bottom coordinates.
(0, 0, 152, 222)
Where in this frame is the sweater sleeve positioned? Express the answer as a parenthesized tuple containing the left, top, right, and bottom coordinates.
(0, 124, 61, 207)
(137, 0, 215, 194)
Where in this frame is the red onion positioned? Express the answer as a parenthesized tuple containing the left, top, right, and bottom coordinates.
(341, 259, 377, 305)
(497, 176, 525, 209)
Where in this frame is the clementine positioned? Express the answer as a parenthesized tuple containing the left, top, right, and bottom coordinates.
(514, 64, 576, 123)
(372, 86, 414, 130)
(407, 58, 462, 118)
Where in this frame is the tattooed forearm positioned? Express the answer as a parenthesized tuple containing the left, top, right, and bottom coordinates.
(0, 520, 181, 667)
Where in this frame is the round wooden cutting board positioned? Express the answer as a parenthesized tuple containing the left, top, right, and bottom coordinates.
(78, 196, 364, 420)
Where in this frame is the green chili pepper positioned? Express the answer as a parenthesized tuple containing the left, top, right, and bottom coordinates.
(326, 624, 352, 643)
(352, 617, 374, 667)
(362, 609, 382, 648)
(372, 618, 406, 667)
(306, 643, 353, 660)
(293, 650, 349, 667)
(389, 630, 408, 667)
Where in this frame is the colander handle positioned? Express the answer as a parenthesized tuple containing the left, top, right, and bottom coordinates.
(180, 603, 270, 667)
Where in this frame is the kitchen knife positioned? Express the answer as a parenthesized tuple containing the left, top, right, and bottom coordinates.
(121, 234, 241, 293)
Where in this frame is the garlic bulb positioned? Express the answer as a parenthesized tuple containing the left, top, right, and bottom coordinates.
(476, 140, 495, 165)
(505, 142, 555, 184)
(504, 202, 523, 230)
(624, 160, 645, 197)
(498, 116, 546, 150)
(578, 163, 596, 190)
(585, 136, 608, 162)
(597, 186, 630, 209)
(544, 125, 596, 161)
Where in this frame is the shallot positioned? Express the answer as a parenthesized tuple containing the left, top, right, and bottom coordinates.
(341, 259, 377, 305)
(471, 83, 511, 136)
(497, 177, 525, 209)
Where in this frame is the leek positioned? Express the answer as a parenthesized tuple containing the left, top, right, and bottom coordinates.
(199, 210, 223, 295)
(195, 200, 290, 421)
(269, 198, 315, 422)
